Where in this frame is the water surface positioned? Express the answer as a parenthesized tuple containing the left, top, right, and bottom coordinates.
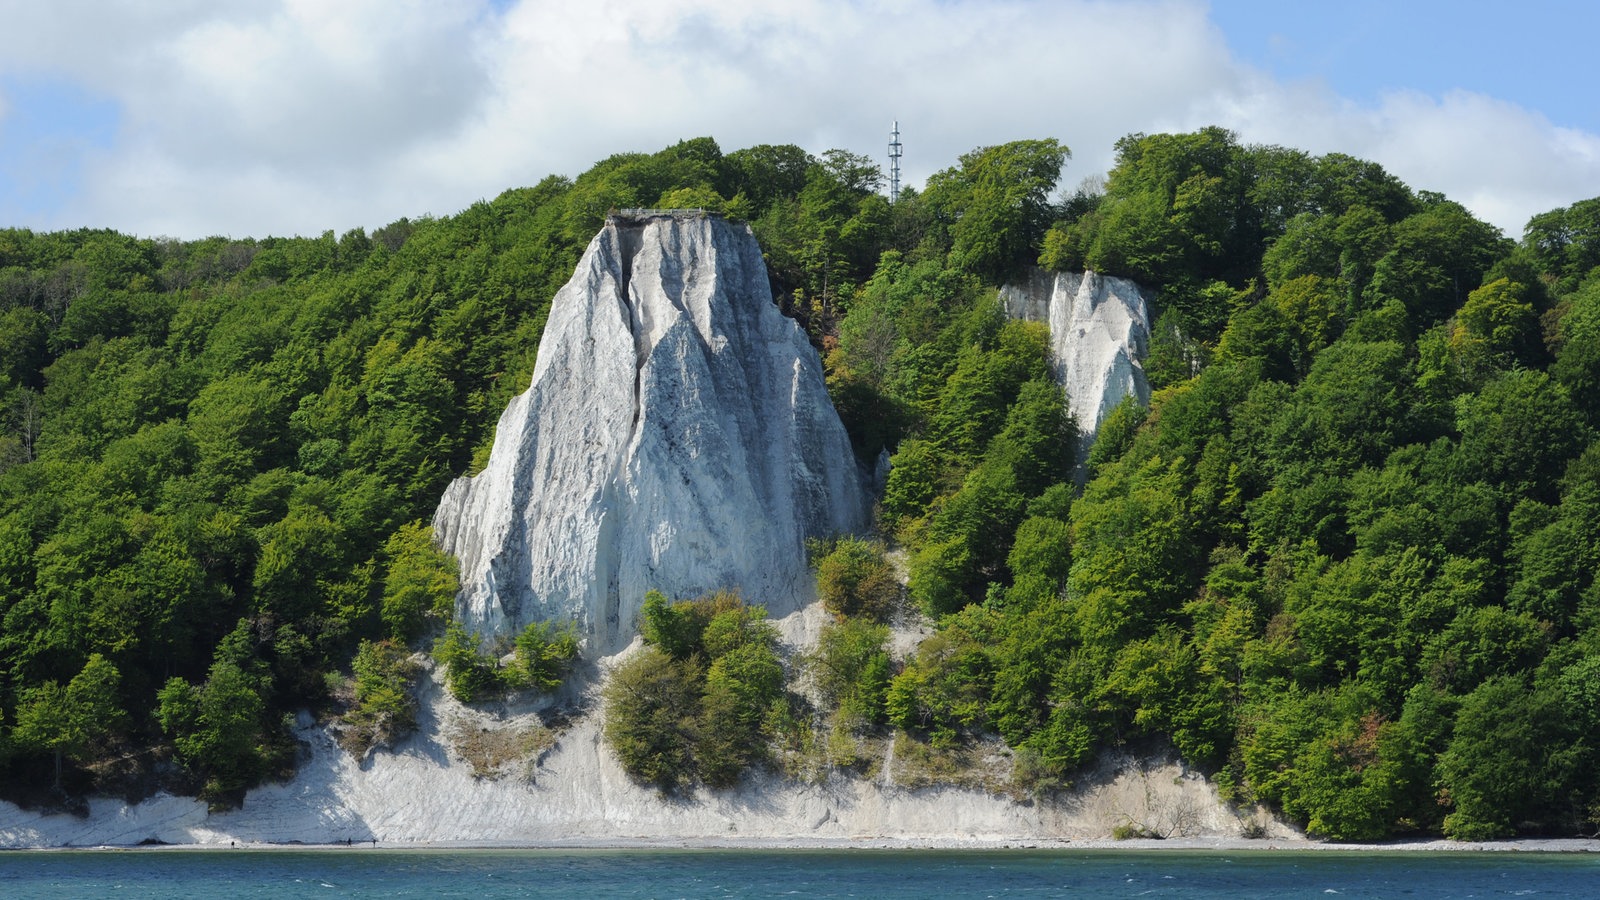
(1, 847, 1595, 898)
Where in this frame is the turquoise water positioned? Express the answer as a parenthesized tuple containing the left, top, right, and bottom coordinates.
(1, 848, 1597, 898)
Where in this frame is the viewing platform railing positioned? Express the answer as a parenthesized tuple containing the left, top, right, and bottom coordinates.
(607, 207, 717, 223)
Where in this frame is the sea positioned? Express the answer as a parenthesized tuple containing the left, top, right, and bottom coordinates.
(1, 848, 1596, 898)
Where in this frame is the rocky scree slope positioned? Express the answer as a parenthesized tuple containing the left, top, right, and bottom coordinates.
(434, 214, 869, 652)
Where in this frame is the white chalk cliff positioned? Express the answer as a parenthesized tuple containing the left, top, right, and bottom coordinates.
(1, 233, 1291, 852)
(999, 268, 1151, 457)
(433, 214, 869, 653)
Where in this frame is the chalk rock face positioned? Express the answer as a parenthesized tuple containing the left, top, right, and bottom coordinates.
(433, 215, 868, 653)
(1000, 267, 1151, 456)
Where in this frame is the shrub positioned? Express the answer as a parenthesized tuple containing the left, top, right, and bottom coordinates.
(433, 621, 504, 703)
(907, 536, 972, 618)
(607, 590, 787, 790)
(697, 642, 784, 786)
(808, 617, 891, 726)
(701, 603, 777, 659)
(379, 521, 460, 642)
(814, 536, 901, 621)
(602, 647, 702, 791)
(641, 588, 769, 660)
(885, 619, 993, 744)
(156, 661, 271, 805)
(513, 619, 580, 691)
(340, 639, 420, 756)
(640, 589, 700, 660)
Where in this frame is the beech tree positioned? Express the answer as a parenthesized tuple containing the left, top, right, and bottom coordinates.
(157, 659, 271, 802)
(925, 138, 1069, 283)
(12, 653, 125, 790)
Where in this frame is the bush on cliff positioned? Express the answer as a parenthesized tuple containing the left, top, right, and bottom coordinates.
(810, 536, 900, 622)
(604, 590, 786, 790)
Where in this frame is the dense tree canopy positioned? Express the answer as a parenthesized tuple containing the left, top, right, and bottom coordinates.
(0, 137, 894, 802)
(2, 128, 1598, 840)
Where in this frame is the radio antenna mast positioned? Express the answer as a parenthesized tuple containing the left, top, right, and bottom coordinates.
(888, 120, 903, 203)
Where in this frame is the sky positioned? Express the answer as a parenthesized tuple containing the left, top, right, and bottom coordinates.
(0, 0, 1594, 240)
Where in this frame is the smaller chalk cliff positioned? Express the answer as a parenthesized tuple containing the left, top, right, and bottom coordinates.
(433, 214, 869, 653)
(1000, 268, 1151, 455)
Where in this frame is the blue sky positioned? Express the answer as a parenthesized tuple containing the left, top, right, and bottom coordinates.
(1212, 0, 1597, 132)
(0, 77, 119, 221)
(0, 0, 1594, 239)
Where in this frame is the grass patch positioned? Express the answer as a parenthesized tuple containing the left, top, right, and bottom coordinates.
(448, 720, 555, 780)
(888, 731, 1018, 795)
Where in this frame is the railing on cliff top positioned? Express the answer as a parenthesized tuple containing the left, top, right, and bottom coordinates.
(606, 207, 720, 223)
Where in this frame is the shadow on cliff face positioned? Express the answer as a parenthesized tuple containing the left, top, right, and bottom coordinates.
(0, 739, 203, 820)
(214, 727, 377, 844)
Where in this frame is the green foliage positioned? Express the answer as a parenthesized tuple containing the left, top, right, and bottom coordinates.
(0, 168, 605, 794)
(1437, 675, 1589, 839)
(1235, 684, 1428, 840)
(1552, 278, 1600, 425)
(639, 589, 775, 666)
(1084, 395, 1148, 479)
(379, 520, 459, 642)
(1366, 201, 1511, 326)
(157, 659, 273, 803)
(431, 615, 580, 704)
(12, 653, 126, 788)
(1043, 129, 1265, 315)
(881, 438, 946, 523)
(1522, 197, 1600, 298)
(700, 601, 777, 660)
(1102, 629, 1232, 767)
(698, 641, 784, 786)
(605, 591, 784, 790)
(640, 589, 692, 660)
(1217, 276, 1340, 380)
(601, 646, 702, 791)
(886, 610, 995, 744)
(907, 536, 973, 618)
(1455, 277, 1541, 367)
(889, 313, 1069, 616)
(749, 146, 891, 322)
(340, 639, 420, 755)
(864, 131, 1600, 840)
(808, 617, 892, 728)
(432, 621, 504, 704)
(1, 129, 1597, 838)
(640, 588, 749, 662)
(1454, 369, 1589, 503)
(1006, 515, 1072, 587)
(924, 139, 1070, 283)
(812, 536, 900, 621)
(512, 619, 580, 692)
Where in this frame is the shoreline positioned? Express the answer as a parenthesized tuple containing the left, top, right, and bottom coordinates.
(12, 836, 1600, 854)
(6, 655, 1595, 856)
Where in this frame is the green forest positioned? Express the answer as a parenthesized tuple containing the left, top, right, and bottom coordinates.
(2, 128, 1599, 841)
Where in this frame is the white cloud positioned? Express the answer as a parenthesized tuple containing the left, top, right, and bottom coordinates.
(1189, 78, 1600, 238)
(0, 0, 1595, 238)
(155, 0, 488, 167)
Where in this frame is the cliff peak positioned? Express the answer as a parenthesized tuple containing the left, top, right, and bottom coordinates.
(434, 216, 868, 653)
